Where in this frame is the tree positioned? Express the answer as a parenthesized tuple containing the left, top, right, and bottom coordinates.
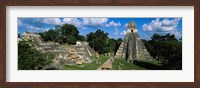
(86, 29, 109, 54)
(77, 35, 85, 41)
(86, 30, 123, 54)
(107, 38, 116, 53)
(18, 40, 54, 70)
(40, 30, 59, 42)
(151, 33, 177, 41)
(144, 33, 182, 70)
(66, 35, 77, 44)
(39, 23, 82, 45)
(58, 24, 79, 44)
(18, 33, 21, 38)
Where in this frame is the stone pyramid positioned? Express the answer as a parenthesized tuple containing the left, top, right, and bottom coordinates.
(115, 21, 151, 62)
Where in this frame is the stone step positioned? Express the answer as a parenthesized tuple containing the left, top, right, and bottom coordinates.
(116, 51, 123, 53)
(116, 53, 122, 55)
(74, 52, 87, 53)
(118, 48, 123, 50)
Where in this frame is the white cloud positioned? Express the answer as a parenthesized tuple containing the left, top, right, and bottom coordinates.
(142, 24, 154, 31)
(27, 25, 45, 31)
(19, 18, 126, 35)
(162, 18, 180, 26)
(18, 19, 24, 26)
(82, 18, 109, 29)
(171, 31, 182, 39)
(22, 18, 62, 26)
(62, 18, 110, 29)
(142, 18, 181, 32)
(142, 18, 182, 39)
(114, 27, 119, 35)
(81, 18, 122, 34)
(43, 29, 50, 32)
(144, 34, 151, 40)
(18, 19, 48, 32)
(63, 18, 82, 27)
(42, 18, 62, 25)
(120, 30, 127, 35)
(82, 18, 108, 26)
(105, 21, 121, 35)
(106, 21, 121, 27)
(124, 23, 128, 28)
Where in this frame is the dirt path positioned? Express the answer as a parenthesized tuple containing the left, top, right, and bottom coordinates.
(97, 57, 114, 70)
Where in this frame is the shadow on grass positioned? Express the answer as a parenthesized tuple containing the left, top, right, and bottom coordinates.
(133, 60, 163, 70)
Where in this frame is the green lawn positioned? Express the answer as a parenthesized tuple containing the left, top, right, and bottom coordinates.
(63, 55, 109, 70)
(112, 58, 162, 70)
(63, 55, 163, 70)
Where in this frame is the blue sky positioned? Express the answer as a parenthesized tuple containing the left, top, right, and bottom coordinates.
(18, 18, 182, 40)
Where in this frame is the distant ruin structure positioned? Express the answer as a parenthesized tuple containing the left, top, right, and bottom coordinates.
(20, 32, 95, 69)
(115, 21, 151, 62)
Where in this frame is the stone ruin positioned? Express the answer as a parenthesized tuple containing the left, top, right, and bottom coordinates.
(115, 21, 151, 62)
(20, 32, 95, 69)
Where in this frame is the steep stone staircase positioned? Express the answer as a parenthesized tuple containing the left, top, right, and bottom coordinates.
(70, 45, 93, 63)
(115, 40, 125, 58)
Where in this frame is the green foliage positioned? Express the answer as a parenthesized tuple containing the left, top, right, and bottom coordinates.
(66, 35, 77, 44)
(39, 23, 82, 45)
(151, 33, 177, 41)
(86, 29, 122, 54)
(107, 38, 116, 53)
(143, 33, 182, 70)
(18, 40, 54, 70)
(77, 35, 85, 41)
(86, 29, 109, 54)
(39, 30, 59, 42)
